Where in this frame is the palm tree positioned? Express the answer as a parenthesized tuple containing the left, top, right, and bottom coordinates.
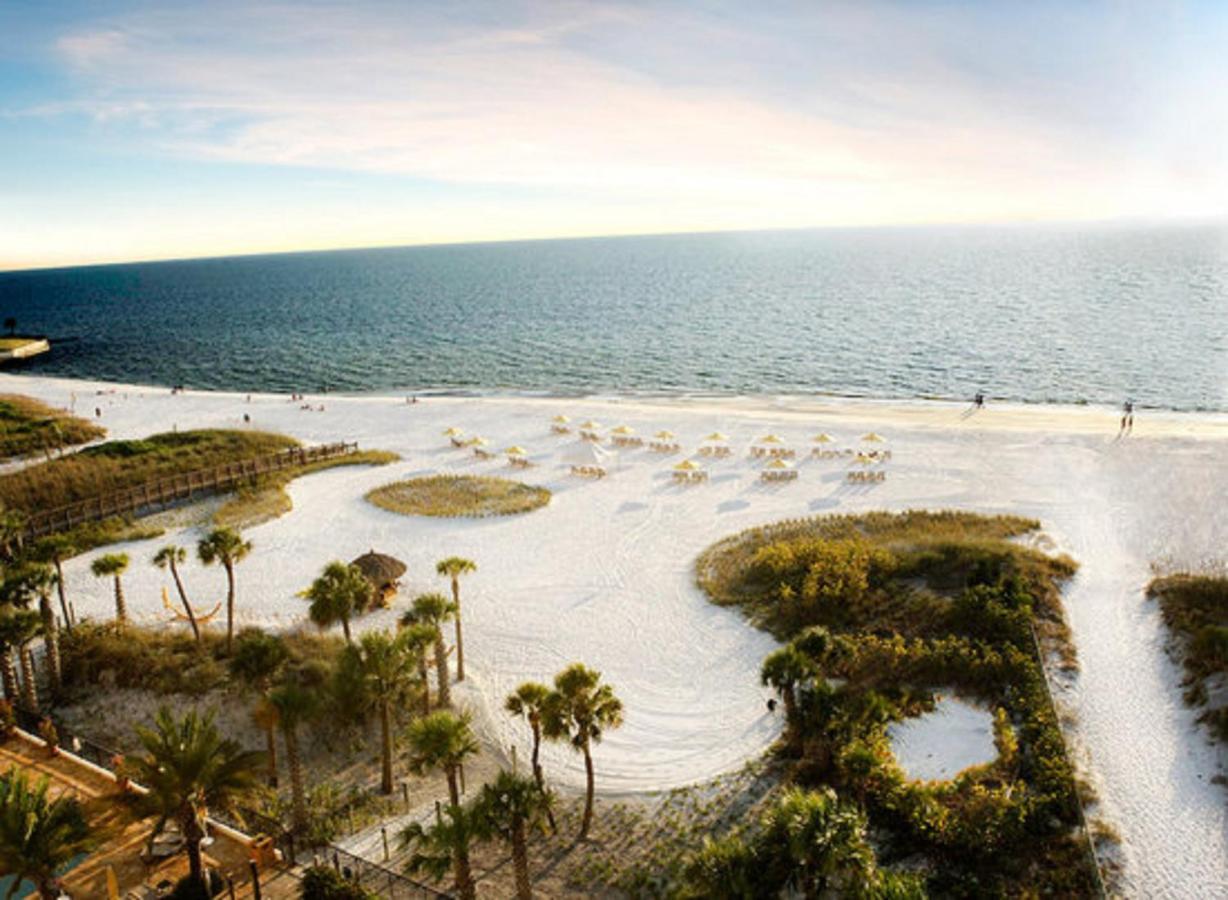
(89, 553, 130, 625)
(757, 787, 874, 895)
(0, 506, 25, 563)
(197, 527, 252, 654)
(0, 767, 94, 900)
(435, 557, 475, 681)
(267, 677, 320, 833)
(473, 770, 554, 899)
(397, 616, 437, 715)
(0, 609, 39, 706)
(1, 563, 60, 695)
(339, 630, 418, 794)
(229, 629, 290, 787)
(33, 536, 75, 634)
(404, 593, 456, 707)
(541, 663, 623, 840)
(153, 545, 200, 643)
(761, 645, 811, 746)
(407, 710, 479, 808)
(127, 707, 264, 892)
(300, 561, 371, 644)
(400, 802, 479, 900)
(504, 682, 556, 829)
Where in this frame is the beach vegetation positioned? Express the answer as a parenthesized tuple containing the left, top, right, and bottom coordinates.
(1147, 573, 1228, 743)
(0, 766, 95, 900)
(436, 556, 476, 681)
(212, 449, 399, 531)
(299, 865, 382, 899)
(471, 770, 555, 900)
(401, 593, 457, 707)
(89, 552, 130, 625)
(365, 475, 550, 518)
(541, 662, 624, 841)
(301, 561, 373, 644)
(400, 801, 480, 900)
(0, 429, 298, 513)
(127, 706, 265, 894)
(688, 510, 1098, 896)
(197, 526, 252, 654)
(0, 394, 105, 462)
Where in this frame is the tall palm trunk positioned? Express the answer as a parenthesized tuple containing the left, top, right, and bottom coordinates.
(223, 560, 236, 654)
(19, 646, 38, 711)
(445, 765, 460, 807)
(511, 816, 532, 899)
(450, 575, 465, 682)
(169, 559, 201, 643)
(181, 808, 206, 887)
(454, 839, 475, 900)
(284, 724, 307, 832)
(37, 594, 60, 695)
(417, 657, 431, 715)
(528, 717, 556, 832)
(580, 740, 595, 840)
(265, 724, 279, 787)
(340, 614, 352, 645)
(1, 649, 18, 702)
(434, 634, 450, 707)
(113, 574, 127, 624)
(53, 557, 71, 633)
(379, 699, 394, 794)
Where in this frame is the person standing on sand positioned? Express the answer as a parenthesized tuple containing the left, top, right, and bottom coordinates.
(1120, 399, 1135, 436)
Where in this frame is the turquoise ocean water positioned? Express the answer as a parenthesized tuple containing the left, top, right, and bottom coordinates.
(1, 224, 1224, 411)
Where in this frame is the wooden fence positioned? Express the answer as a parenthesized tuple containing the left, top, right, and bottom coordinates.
(21, 441, 359, 540)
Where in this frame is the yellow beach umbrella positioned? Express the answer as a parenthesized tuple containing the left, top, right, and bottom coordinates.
(862, 432, 885, 442)
(471, 436, 489, 446)
(655, 430, 676, 439)
(812, 433, 833, 443)
(612, 425, 635, 435)
(765, 458, 793, 469)
(444, 427, 464, 436)
(758, 434, 784, 444)
(505, 446, 527, 455)
(674, 459, 702, 471)
(552, 414, 571, 424)
(704, 431, 728, 442)
(581, 420, 601, 430)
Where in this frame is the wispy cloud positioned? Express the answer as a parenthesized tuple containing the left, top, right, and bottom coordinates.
(2, 0, 1226, 267)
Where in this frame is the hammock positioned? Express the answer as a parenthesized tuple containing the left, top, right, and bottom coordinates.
(162, 586, 223, 625)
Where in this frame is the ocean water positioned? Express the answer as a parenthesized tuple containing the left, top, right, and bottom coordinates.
(1, 224, 1225, 410)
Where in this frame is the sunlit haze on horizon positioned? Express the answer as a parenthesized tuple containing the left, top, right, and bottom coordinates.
(2, 0, 1227, 270)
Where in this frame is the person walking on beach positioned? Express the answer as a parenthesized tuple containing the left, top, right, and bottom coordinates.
(974, 392, 985, 410)
(1123, 399, 1135, 434)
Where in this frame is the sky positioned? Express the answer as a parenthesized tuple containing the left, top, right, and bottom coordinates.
(1, 0, 1226, 270)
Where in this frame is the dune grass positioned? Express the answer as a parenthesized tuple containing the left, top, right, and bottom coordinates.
(0, 393, 106, 461)
(1147, 573, 1228, 743)
(0, 428, 299, 512)
(365, 474, 551, 518)
(213, 449, 400, 530)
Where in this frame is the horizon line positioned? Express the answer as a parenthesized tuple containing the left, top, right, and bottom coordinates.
(3, 213, 1223, 275)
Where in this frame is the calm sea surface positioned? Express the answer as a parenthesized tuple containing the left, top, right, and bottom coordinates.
(1, 224, 1225, 410)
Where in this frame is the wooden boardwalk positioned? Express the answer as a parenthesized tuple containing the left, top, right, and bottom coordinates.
(21, 441, 358, 540)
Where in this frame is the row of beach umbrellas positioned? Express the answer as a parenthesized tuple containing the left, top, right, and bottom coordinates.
(551, 415, 885, 444)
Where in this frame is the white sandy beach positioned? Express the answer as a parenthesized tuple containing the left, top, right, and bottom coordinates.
(2, 373, 1226, 896)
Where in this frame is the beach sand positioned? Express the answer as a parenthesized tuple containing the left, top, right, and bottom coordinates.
(3, 373, 1225, 896)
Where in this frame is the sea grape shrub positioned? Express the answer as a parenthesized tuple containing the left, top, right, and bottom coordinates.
(748, 536, 893, 630)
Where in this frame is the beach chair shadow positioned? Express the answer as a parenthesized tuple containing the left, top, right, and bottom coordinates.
(718, 498, 750, 513)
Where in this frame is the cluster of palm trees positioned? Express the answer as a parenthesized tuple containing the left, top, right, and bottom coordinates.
(0, 526, 253, 719)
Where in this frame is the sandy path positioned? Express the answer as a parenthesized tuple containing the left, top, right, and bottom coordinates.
(3, 374, 1226, 895)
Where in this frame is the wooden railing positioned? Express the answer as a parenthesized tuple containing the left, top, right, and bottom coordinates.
(21, 441, 359, 540)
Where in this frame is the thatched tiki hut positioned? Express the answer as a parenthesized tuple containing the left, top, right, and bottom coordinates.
(350, 550, 407, 607)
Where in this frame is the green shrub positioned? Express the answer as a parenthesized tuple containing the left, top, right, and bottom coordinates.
(300, 865, 381, 900)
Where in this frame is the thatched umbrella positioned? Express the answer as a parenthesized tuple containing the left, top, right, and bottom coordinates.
(350, 550, 407, 605)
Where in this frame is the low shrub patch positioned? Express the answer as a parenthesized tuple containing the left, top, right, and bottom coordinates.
(365, 474, 550, 518)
